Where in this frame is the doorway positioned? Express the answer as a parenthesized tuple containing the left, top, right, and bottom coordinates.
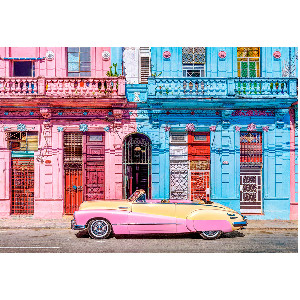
(240, 132, 263, 214)
(123, 133, 151, 199)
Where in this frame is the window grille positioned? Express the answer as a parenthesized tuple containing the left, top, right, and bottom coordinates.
(240, 132, 262, 166)
(7, 132, 38, 151)
(63, 132, 83, 166)
(139, 47, 151, 84)
(67, 47, 91, 77)
(182, 47, 205, 77)
(237, 47, 260, 78)
(11, 157, 34, 215)
(170, 133, 188, 144)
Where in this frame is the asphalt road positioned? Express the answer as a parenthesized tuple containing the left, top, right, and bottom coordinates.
(0, 228, 297, 253)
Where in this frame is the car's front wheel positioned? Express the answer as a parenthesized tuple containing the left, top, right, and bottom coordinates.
(88, 218, 112, 239)
(199, 230, 222, 240)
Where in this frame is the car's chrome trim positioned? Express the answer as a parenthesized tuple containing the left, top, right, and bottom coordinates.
(233, 221, 247, 227)
(73, 225, 86, 230)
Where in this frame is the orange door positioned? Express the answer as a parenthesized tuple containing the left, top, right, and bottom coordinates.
(64, 167, 83, 214)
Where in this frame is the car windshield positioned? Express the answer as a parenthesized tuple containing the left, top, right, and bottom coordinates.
(128, 190, 146, 202)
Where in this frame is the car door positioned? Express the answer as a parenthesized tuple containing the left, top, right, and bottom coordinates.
(129, 199, 177, 233)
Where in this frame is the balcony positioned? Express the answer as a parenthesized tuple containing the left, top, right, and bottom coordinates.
(147, 77, 297, 99)
(0, 76, 126, 98)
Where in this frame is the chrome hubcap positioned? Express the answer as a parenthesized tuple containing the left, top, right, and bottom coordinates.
(203, 231, 220, 237)
(91, 220, 109, 237)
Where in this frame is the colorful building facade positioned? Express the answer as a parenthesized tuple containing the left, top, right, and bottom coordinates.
(0, 47, 298, 220)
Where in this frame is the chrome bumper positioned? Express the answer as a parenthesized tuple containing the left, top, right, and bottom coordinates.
(71, 219, 86, 230)
(233, 220, 248, 227)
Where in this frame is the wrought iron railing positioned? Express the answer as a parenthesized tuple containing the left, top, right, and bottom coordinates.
(0, 76, 126, 97)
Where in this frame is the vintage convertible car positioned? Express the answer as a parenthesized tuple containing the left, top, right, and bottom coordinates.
(71, 189, 247, 240)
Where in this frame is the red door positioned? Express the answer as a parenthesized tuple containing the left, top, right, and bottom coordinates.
(11, 157, 34, 215)
(64, 132, 83, 214)
(188, 132, 211, 202)
(64, 167, 83, 214)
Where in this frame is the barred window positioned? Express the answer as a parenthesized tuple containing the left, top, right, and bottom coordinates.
(182, 47, 205, 77)
(67, 47, 91, 77)
(237, 47, 260, 78)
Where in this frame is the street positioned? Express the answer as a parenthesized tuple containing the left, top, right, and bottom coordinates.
(0, 228, 297, 253)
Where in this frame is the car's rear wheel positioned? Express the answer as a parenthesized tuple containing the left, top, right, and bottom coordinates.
(88, 218, 112, 239)
(199, 230, 222, 240)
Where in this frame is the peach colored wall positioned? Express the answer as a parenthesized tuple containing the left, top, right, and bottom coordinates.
(0, 47, 111, 78)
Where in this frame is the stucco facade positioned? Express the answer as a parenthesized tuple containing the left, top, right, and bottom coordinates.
(0, 46, 298, 219)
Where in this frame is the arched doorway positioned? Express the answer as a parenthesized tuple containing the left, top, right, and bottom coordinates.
(123, 133, 151, 199)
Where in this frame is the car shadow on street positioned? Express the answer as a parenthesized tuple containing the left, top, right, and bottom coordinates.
(222, 231, 245, 238)
(75, 230, 245, 239)
(75, 229, 89, 238)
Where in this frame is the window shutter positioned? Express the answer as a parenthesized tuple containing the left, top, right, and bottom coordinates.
(139, 47, 151, 84)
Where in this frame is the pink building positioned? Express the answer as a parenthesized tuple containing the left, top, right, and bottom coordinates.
(0, 47, 137, 218)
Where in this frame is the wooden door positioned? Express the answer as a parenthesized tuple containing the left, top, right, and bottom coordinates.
(64, 132, 83, 214)
(83, 133, 105, 201)
(64, 167, 83, 214)
(188, 132, 211, 202)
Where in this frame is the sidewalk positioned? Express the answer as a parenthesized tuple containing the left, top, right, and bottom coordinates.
(0, 217, 297, 230)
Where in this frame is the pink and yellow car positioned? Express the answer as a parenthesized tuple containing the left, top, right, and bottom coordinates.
(71, 189, 247, 240)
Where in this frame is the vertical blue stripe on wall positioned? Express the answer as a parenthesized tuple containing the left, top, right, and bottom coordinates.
(110, 47, 123, 75)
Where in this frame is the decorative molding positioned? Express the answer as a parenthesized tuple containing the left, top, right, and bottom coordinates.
(40, 108, 51, 119)
(185, 123, 195, 132)
(79, 123, 88, 132)
(163, 51, 171, 60)
(273, 50, 281, 60)
(46, 50, 55, 61)
(102, 51, 110, 61)
(262, 126, 269, 132)
(218, 50, 226, 60)
(134, 92, 140, 102)
(209, 125, 216, 132)
(247, 123, 257, 131)
(222, 121, 230, 129)
(17, 123, 26, 132)
(232, 110, 275, 117)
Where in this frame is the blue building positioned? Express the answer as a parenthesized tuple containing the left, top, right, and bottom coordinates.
(121, 47, 298, 220)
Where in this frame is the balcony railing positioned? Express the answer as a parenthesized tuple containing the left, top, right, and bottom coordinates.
(147, 77, 297, 98)
(0, 76, 126, 97)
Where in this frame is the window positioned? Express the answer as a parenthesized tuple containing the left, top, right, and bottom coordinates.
(237, 47, 260, 77)
(182, 47, 206, 77)
(13, 61, 35, 77)
(7, 132, 38, 151)
(139, 47, 151, 84)
(67, 47, 91, 77)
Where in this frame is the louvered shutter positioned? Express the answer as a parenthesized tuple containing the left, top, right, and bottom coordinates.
(139, 47, 151, 84)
